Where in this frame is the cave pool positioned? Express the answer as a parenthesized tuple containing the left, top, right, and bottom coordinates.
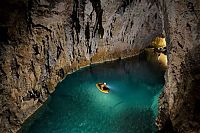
(20, 56, 165, 133)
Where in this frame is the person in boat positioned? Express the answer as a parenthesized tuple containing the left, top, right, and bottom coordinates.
(96, 82, 110, 93)
(100, 83, 107, 89)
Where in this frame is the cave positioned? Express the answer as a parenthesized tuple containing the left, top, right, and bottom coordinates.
(19, 55, 165, 133)
(0, 0, 199, 133)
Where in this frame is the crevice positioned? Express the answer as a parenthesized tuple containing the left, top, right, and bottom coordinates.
(155, 13, 158, 19)
(31, 61, 37, 80)
(187, 1, 198, 19)
(177, 41, 183, 49)
(26, 0, 33, 34)
(0, 64, 6, 81)
(32, 24, 52, 32)
(85, 21, 90, 42)
(56, 45, 62, 59)
(186, 23, 191, 31)
(85, 21, 92, 54)
(33, 45, 40, 55)
(57, 68, 65, 78)
(116, 0, 134, 14)
(42, 84, 50, 95)
(11, 57, 20, 79)
(23, 89, 41, 101)
(71, 0, 81, 43)
(90, 0, 104, 38)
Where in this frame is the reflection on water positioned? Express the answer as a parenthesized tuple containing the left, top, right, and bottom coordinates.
(19, 56, 165, 133)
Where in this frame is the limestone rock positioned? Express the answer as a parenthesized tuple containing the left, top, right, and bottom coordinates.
(0, 0, 162, 132)
(157, 0, 200, 132)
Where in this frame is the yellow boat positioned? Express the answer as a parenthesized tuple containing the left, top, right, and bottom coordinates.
(96, 83, 110, 94)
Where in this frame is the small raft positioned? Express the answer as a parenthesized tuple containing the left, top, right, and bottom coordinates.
(96, 83, 110, 94)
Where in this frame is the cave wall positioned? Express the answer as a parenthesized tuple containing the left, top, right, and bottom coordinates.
(157, 0, 200, 132)
(0, 0, 163, 132)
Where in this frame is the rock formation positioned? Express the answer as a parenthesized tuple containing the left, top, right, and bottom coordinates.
(0, 0, 162, 132)
(157, 0, 200, 133)
(0, 0, 199, 132)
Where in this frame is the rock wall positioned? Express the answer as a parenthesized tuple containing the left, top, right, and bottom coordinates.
(157, 0, 200, 132)
(0, 0, 162, 132)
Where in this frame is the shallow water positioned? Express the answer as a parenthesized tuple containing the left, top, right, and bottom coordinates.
(20, 56, 165, 133)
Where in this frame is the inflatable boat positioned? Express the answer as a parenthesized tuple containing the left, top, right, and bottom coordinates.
(96, 83, 110, 94)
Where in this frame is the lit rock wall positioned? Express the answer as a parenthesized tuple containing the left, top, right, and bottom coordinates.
(0, 0, 162, 132)
(157, 0, 200, 132)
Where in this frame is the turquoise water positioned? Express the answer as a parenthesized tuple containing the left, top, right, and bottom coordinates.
(20, 56, 165, 133)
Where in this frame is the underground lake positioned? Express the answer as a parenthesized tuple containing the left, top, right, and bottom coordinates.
(19, 55, 165, 133)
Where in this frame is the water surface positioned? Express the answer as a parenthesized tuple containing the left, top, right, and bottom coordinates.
(20, 56, 165, 133)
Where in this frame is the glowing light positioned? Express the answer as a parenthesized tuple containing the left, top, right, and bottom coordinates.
(158, 53, 167, 67)
(151, 37, 166, 48)
(96, 82, 110, 94)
